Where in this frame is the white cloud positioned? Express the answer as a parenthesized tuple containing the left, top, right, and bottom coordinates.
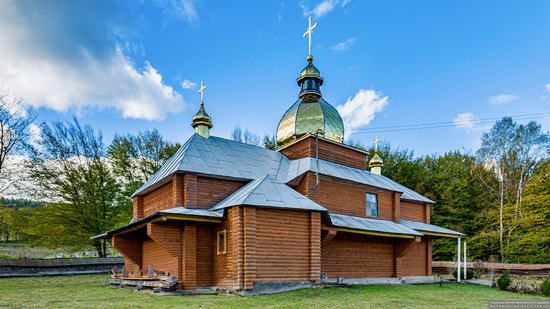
(454, 112, 476, 131)
(336, 89, 388, 139)
(331, 37, 356, 52)
(0, 1, 185, 121)
(171, 0, 199, 23)
(153, 0, 199, 24)
(181, 79, 197, 90)
(302, 0, 350, 18)
(488, 94, 518, 105)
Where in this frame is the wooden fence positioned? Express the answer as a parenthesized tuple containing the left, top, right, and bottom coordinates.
(432, 261, 550, 277)
(0, 257, 124, 277)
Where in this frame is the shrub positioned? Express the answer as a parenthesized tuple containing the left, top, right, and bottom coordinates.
(452, 268, 476, 280)
(541, 278, 550, 297)
(497, 270, 512, 291)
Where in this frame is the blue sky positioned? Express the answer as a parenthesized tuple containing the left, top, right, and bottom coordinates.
(1, 0, 550, 155)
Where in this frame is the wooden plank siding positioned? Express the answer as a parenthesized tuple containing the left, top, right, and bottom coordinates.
(400, 237, 431, 276)
(401, 201, 430, 223)
(279, 136, 367, 170)
(254, 208, 320, 282)
(213, 207, 240, 289)
(321, 233, 395, 278)
(296, 172, 398, 221)
(142, 238, 178, 277)
(143, 182, 173, 217)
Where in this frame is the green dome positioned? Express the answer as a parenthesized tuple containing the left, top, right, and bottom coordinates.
(192, 102, 213, 129)
(276, 55, 344, 148)
(298, 55, 323, 82)
(369, 152, 384, 167)
(276, 96, 344, 147)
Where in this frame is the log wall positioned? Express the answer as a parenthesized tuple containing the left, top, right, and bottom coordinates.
(401, 201, 429, 223)
(143, 182, 173, 216)
(321, 232, 395, 278)
(254, 208, 317, 282)
(279, 136, 367, 170)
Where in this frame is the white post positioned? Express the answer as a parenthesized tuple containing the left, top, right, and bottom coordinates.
(457, 237, 461, 282)
(464, 241, 467, 279)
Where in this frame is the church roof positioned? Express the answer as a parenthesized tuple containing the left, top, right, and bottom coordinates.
(211, 175, 326, 212)
(133, 134, 290, 196)
(133, 134, 433, 204)
(328, 213, 424, 237)
(401, 219, 464, 237)
(286, 157, 435, 204)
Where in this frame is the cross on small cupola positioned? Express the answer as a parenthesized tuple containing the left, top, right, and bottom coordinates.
(369, 136, 384, 175)
(191, 80, 213, 138)
(373, 136, 381, 152)
(198, 81, 207, 102)
(303, 16, 318, 57)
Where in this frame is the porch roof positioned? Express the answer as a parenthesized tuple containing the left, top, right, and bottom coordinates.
(400, 220, 464, 238)
(328, 213, 424, 238)
(90, 207, 224, 240)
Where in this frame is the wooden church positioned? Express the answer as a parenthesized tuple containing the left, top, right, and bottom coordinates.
(96, 19, 462, 292)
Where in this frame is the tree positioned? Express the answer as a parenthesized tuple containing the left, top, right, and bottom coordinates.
(231, 125, 261, 146)
(108, 129, 179, 216)
(476, 117, 549, 260)
(27, 118, 124, 257)
(0, 89, 36, 194)
(263, 134, 276, 150)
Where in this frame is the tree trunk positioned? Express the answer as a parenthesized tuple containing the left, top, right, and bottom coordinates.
(499, 177, 504, 261)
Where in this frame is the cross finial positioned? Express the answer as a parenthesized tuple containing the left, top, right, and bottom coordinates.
(303, 16, 318, 57)
(198, 81, 207, 103)
(373, 136, 381, 152)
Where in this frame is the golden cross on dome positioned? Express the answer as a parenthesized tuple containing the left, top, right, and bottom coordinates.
(198, 81, 207, 102)
(303, 16, 318, 56)
(373, 136, 381, 152)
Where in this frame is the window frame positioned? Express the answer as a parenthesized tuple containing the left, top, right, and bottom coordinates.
(217, 229, 227, 255)
(366, 192, 378, 218)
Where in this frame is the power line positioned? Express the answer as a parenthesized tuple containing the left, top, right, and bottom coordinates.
(351, 112, 550, 134)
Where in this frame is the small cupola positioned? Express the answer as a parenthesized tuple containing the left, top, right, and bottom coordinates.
(191, 81, 213, 138)
(297, 55, 324, 98)
(368, 136, 384, 175)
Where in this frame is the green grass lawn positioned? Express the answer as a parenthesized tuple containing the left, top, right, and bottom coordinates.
(0, 275, 546, 308)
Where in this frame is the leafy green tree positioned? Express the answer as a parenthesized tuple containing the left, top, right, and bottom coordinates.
(263, 134, 276, 150)
(476, 117, 549, 260)
(27, 118, 124, 257)
(108, 129, 179, 216)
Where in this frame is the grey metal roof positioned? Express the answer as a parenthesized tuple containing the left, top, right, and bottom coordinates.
(160, 207, 224, 218)
(401, 220, 464, 236)
(329, 213, 424, 236)
(211, 175, 327, 212)
(286, 158, 434, 203)
(133, 134, 433, 204)
(133, 134, 290, 196)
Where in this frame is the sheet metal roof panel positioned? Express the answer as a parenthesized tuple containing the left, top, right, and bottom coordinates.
(286, 158, 434, 204)
(134, 134, 433, 204)
(401, 220, 464, 236)
(329, 213, 424, 236)
(134, 135, 291, 196)
(211, 175, 326, 212)
(159, 207, 224, 218)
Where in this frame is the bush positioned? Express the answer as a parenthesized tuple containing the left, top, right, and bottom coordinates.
(541, 278, 550, 297)
(497, 270, 512, 291)
(452, 268, 476, 280)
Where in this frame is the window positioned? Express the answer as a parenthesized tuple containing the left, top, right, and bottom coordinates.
(366, 193, 378, 217)
(217, 229, 227, 255)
